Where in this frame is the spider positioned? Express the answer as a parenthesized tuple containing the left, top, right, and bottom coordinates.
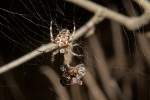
(49, 21, 82, 62)
(60, 64, 86, 86)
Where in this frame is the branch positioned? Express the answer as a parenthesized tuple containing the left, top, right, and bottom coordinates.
(0, 43, 58, 74)
(40, 66, 70, 100)
(84, 71, 107, 100)
(66, 0, 150, 30)
(133, 0, 150, 11)
(88, 35, 125, 100)
(146, 32, 150, 38)
(137, 33, 150, 65)
(0, 12, 103, 74)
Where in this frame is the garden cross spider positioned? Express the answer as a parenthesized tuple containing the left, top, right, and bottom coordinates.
(50, 21, 82, 63)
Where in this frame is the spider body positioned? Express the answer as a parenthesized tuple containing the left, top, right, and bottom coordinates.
(49, 21, 81, 63)
(49, 21, 86, 86)
(60, 64, 86, 86)
(54, 29, 70, 47)
(53, 29, 71, 53)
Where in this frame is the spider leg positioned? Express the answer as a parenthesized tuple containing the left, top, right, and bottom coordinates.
(71, 21, 76, 39)
(72, 43, 80, 47)
(50, 21, 54, 42)
(70, 50, 83, 57)
(51, 50, 59, 62)
(73, 21, 76, 35)
(67, 43, 83, 57)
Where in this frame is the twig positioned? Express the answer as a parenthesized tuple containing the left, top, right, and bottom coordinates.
(134, 49, 147, 100)
(121, 1, 138, 99)
(84, 70, 107, 100)
(0, 56, 26, 100)
(85, 25, 95, 37)
(133, 0, 150, 10)
(146, 32, 150, 38)
(137, 33, 150, 65)
(0, 12, 103, 74)
(70, 86, 82, 100)
(66, 0, 150, 30)
(3, 72, 26, 100)
(88, 35, 125, 100)
(111, 7, 127, 67)
(40, 66, 70, 100)
(0, 43, 58, 74)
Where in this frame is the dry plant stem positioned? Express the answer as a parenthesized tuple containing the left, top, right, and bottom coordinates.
(0, 56, 26, 100)
(146, 32, 150, 38)
(88, 35, 117, 100)
(89, 35, 124, 100)
(111, 19, 127, 69)
(66, 0, 150, 30)
(3, 73, 26, 100)
(134, 50, 147, 100)
(40, 66, 69, 100)
(121, 1, 139, 99)
(84, 71, 107, 100)
(133, 0, 150, 10)
(64, 46, 74, 66)
(70, 86, 82, 100)
(84, 44, 96, 77)
(111, 19, 132, 99)
(0, 43, 58, 74)
(123, 0, 138, 15)
(85, 26, 95, 37)
(137, 34, 150, 65)
(128, 0, 150, 66)
(0, 12, 102, 74)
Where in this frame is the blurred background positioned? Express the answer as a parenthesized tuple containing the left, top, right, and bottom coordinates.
(0, 0, 150, 100)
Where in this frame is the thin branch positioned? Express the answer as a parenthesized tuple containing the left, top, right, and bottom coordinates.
(121, 1, 139, 99)
(0, 12, 103, 74)
(3, 72, 26, 100)
(88, 35, 124, 100)
(146, 32, 150, 38)
(137, 33, 150, 65)
(40, 66, 70, 100)
(0, 43, 58, 74)
(133, 0, 150, 10)
(111, 6, 127, 68)
(0, 56, 26, 100)
(70, 86, 82, 100)
(66, 0, 150, 30)
(84, 70, 107, 100)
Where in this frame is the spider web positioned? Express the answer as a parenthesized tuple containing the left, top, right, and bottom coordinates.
(0, 0, 86, 61)
(0, 0, 149, 79)
(0, 0, 84, 99)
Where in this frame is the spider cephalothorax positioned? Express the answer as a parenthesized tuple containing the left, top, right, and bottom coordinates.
(60, 64, 86, 86)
